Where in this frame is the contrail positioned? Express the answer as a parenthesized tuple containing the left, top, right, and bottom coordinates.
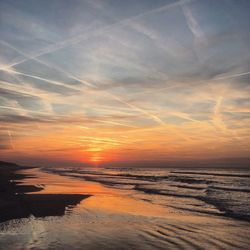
(0, 1, 197, 127)
(7, 129, 14, 149)
(3, 0, 194, 70)
(1, 67, 166, 125)
(212, 96, 228, 134)
(0, 80, 58, 105)
(167, 111, 198, 122)
(0, 0, 190, 86)
(0, 40, 96, 88)
(0, 105, 53, 115)
(181, 3, 205, 42)
(0, 67, 83, 92)
(0, 105, 136, 129)
(213, 71, 250, 81)
(104, 92, 166, 125)
(0, 38, 167, 126)
(0, 80, 48, 98)
(94, 119, 138, 128)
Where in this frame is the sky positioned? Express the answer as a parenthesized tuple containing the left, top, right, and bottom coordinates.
(0, 0, 249, 167)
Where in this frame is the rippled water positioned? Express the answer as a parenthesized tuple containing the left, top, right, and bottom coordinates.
(0, 202, 250, 250)
(46, 167, 250, 221)
(0, 167, 250, 249)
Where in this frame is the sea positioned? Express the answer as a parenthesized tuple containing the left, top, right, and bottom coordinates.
(46, 166, 250, 221)
(0, 166, 249, 249)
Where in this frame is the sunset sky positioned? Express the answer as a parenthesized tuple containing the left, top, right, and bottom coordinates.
(0, 0, 249, 167)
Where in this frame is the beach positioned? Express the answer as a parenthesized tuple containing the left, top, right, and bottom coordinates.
(0, 162, 89, 223)
(0, 164, 250, 249)
(1, 0, 250, 249)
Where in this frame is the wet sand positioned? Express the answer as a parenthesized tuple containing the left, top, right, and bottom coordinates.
(0, 166, 250, 249)
(0, 162, 89, 222)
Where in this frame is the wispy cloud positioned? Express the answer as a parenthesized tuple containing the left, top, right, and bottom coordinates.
(181, 3, 205, 42)
(0, 0, 249, 164)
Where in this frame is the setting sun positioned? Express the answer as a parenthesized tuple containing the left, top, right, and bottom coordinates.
(89, 154, 104, 164)
(0, 0, 249, 249)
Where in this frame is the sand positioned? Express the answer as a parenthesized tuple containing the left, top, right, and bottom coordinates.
(0, 162, 89, 222)
(0, 165, 250, 249)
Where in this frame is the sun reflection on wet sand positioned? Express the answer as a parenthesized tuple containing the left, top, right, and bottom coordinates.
(18, 168, 119, 196)
(1, 168, 250, 249)
(80, 195, 175, 217)
(19, 168, 177, 218)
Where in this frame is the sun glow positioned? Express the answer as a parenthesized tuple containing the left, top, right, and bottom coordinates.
(89, 154, 105, 166)
(0, 0, 249, 168)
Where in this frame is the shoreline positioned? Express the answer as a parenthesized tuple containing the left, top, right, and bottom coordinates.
(0, 162, 90, 223)
(1, 162, 250, 249)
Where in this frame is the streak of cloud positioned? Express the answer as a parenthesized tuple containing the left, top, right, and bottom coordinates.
(7, 129, 14, 149)
(2, 60, 168, 126)
(213, 96, 227, 132)
(0, 0, 249, 164)
(213, 71, 250, 81)
(181, 3, 205, 42)
(3, 0, 193, 70)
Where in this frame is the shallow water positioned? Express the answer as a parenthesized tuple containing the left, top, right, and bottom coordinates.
(1, 207, 249, 250)
(46, 167, 250, 221)
(0, 167, 250, 249)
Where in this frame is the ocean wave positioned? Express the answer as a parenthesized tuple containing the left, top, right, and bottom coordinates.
(44, 167, 250, 222)
(172, 171, 250, 178)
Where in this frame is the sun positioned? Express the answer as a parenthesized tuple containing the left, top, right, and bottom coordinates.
(89, 154, 104, 166)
